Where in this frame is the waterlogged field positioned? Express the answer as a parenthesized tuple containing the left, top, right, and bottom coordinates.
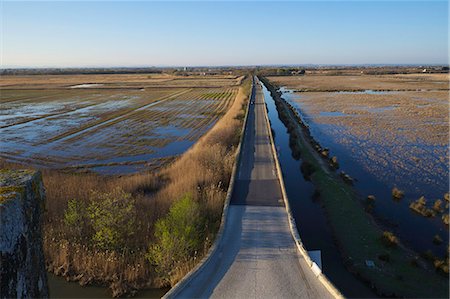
(0, 74, 241, 174)
(270, 73, 449, 91)
(268, 74, 449, 257)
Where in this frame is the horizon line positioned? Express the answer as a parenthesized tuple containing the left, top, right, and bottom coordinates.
(2, 63, 449, 70)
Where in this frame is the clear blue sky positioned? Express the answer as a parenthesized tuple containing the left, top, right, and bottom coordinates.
(1, 1, 448, 67)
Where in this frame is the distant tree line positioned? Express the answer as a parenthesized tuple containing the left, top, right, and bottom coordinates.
(0, 66, 255, 76)
(0, 67, 164, 76)
(2, 65, 448, 76)
(257, 68, 306, 76)
(256, 65, 449, 76)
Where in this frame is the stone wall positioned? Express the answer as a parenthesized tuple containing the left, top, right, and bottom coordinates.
(1, 169, 49, 298)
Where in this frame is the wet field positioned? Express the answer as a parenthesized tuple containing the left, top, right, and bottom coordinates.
(267, 74, 449, 258)
(0, 74, 241, 174)
(0, 73, 243, 298)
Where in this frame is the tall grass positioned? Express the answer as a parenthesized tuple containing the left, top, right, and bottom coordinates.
(0, 76, 251, 296)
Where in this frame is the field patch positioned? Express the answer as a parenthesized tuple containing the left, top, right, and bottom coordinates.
(0, 74, 239, 174)
(269, 74, 449, 259)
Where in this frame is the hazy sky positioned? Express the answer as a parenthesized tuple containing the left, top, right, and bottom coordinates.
(1, 1, 448, 67)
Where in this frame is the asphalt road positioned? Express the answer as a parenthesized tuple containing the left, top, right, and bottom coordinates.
(172, 77, 335, 299)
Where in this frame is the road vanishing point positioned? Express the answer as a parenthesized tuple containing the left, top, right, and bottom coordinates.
(165, 77, 337, 299)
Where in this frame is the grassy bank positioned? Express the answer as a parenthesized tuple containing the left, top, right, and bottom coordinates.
(259, 76, 448, 298)
(0, 76, 251, 297)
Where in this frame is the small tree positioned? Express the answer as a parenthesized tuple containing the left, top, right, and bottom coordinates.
(64, 198, 87, 237)
(147, 193, 205, 283)
(87, 188, 136, 250)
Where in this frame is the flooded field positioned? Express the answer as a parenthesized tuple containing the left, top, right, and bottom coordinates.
(269, 73, 449, 92)
(267, 74, 449, 258)
(0, 74, 241, 174)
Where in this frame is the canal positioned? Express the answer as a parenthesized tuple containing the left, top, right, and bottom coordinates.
(48, 273, 168, 298)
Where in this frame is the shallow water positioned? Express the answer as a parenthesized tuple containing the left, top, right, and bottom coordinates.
(0, 93, 218, 174)
(318, 111, 350, 117)
(70, 83, 104, 88)
(336, 89, 397, 94)
(261, 82, 377, 298)
(47, 273, 168, 298)
(277, 86, 449, 258)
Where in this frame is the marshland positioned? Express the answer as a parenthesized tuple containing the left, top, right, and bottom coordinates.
(0, 72, 251, 297)
(260, 70, 449, 297)
(1, 74, 243, 174)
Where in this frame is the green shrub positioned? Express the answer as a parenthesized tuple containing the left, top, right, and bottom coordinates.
(410, 196, 436, 217)
(392, 187, 405, 200)
(64, 198, 86, 237)
(329, 156, 339, 169)
(87, 188, 136, 250)
(381, 231, 399, 248)
(433, 199, 444, 213)
(442, 214, 449, 225)
(147, 193, 205, 282)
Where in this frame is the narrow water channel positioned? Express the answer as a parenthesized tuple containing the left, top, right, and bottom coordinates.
(48, 273, 168, 298)
(261, 82, 377, 298)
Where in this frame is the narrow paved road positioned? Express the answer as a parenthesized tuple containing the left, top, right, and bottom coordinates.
(170, 77, 335, 299)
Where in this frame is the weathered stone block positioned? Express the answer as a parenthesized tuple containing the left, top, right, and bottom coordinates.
(1, 169, 49, 298)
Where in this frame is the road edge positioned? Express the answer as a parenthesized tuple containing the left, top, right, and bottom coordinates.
(162, 77, 253, 299)
(258, 77, 344, 299)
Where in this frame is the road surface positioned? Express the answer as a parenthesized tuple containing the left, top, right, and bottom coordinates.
(170, 77, 335, 299)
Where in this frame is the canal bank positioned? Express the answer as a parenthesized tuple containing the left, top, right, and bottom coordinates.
(259, 77, 448, 298)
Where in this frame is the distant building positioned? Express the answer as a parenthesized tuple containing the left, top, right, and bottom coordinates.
(291, 69, 306, 75)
